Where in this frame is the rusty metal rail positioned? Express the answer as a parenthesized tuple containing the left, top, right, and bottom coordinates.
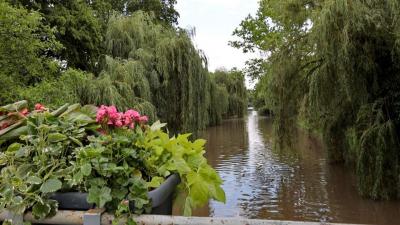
(0, 210, 366, 225)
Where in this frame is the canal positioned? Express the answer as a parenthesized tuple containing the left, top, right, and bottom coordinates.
(192, 109, 400, 225)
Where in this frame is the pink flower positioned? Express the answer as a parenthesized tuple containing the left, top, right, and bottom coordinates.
(115, 119, 123, 127)
(138, 116, 148, 124)
(125, 110, 140, 119)
(35, 103, 45, 111)
(96, 105, 147, 129)
(96, 105, 107, 123)
(20, 108, 29, 116)
(123, 110, 141, 128)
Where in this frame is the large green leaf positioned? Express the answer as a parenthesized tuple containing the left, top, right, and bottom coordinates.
(32, 202, 51, 220)
(81, 163, 92, 176)
(0, 100, 28, 112)
(40, 179, 62, 193)
(87, 186, 112, 208)
(27, 176, 42, 185)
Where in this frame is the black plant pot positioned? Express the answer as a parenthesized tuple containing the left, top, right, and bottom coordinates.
(50, 174, 180, 215)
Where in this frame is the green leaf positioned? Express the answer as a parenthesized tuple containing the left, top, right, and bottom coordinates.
(183, 197, 193, 216)
(50, 104, 69, 117)
(15, 146, 30, 158)
(87, 186, 112, 208)
(0, 126, 28, 142)
(27, 176, 42, 185)
(173, 157, 191, 173)
(0, 100, 28, 112)
(81, 163, 92, 176)
(150, 121, 167, 131)
(80, 105, 98, 118)
(127, 218, 137, 225)
(40, 178, 62, 193)
(71, 172, 83, 185)
(147, 177, 164, 188)
(32, 202, 51, 220)
(47, 133, 67, 142)
(69, 137, 83, 146)
(212, 185, 226, 203)
(187, 172, 209, 207)
(6, 143, 21, 153)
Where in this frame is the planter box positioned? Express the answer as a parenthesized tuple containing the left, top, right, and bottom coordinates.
(50, 174, 180, 215)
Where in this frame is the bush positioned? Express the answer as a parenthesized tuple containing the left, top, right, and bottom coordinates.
(0, 101, 225, 219)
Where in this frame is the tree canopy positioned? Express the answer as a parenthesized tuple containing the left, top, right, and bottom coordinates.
(0, 1, 247, 133)
(234, 0, 400, 199)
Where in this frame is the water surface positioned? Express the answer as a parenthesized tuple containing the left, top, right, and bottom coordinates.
(193, 110, 400, 225)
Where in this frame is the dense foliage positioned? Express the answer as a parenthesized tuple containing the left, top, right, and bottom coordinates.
(0, 1, 61, 104)
(0, 0, 247, 132)
(233, 0, 400, 199)
(0, 101, 225, 219)
(211, 69, 248, 118)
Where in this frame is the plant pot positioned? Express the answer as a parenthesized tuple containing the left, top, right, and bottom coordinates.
(50, 174, 181, 215)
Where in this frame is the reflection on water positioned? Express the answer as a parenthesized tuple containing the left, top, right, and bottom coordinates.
(193, 110, 400, 225)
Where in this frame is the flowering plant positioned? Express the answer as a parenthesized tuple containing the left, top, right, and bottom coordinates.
(0, 101, 225, 221)
(96, 105, 148, 129)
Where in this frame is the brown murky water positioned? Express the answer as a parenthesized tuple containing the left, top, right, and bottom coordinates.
(192, 110, 400, 225)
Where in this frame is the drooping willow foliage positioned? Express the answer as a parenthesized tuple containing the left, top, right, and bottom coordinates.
(99, 12, 212, 132)
(1, 5, 247, 132)
(69, 12, 246, 132)
(311, 0, 400, 199)
(208, 76, 229, 126)
(211, 69, 248, 118)
(234, 0, 400, 199)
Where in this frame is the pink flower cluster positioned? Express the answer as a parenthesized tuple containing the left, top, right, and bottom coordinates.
(35, 103, 46, 112)
(96, 105, 148, 128)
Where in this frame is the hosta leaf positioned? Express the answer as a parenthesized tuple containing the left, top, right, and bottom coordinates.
(27, 176, 42, 185)
(40, 179, 62, 193)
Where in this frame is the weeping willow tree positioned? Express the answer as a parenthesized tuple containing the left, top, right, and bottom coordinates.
(212, 69, 248, 118)
(76, 56, 157, 120)
(208, 75, 229, 126)
(100, 12, 213, 132)
(310, 0, 400, 199)
(234, 0, 400, 199)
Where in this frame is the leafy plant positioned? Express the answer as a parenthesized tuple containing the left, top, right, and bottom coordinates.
(0, 101, 225, 219)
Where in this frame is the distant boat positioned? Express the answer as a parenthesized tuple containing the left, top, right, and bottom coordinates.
(247, 106, 254, 111)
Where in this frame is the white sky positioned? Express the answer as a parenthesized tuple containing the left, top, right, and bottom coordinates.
(176, 0, 259, 72)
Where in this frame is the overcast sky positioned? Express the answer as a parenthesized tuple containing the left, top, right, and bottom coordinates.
(175, 0, 259, 72)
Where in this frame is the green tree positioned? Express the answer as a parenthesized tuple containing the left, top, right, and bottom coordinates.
(0, 1, 61, 104)
(233, 0, 400, 199)
(10, 0, 103, 72)
(10, 0, 179, 73)
(85, 12, 210, 132)
(211, 69, 247, 118)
